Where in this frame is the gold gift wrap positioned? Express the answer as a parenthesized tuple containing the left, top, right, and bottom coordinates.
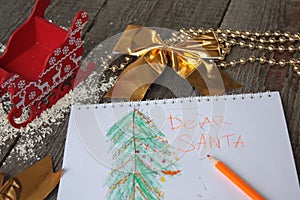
(105, 25, 241, 100)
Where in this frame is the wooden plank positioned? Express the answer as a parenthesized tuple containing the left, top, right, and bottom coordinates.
(0, 0, 36, 43)
(219, 0, 300, 176)
(84, 0, 231, 49)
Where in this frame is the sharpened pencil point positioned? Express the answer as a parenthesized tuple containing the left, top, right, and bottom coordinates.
(207, 155, 218, 165)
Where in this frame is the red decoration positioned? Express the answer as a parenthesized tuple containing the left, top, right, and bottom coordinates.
(161, 170, 181, 176)
(0, 0, 95, 128)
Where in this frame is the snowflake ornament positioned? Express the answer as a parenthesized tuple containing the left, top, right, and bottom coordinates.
(75, 19, 82, 28)
(54, 48, 61, 56)
(62, 46, 69, 54)
(18, 80, 25, 89)
(64, 65, 71, 73)
(49, 57, 56, 65)
(29, 91, 36, 100)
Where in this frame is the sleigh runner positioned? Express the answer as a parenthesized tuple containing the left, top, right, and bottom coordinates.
(0, 0, 94, 128)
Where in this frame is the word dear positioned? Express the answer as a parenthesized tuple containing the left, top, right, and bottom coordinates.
(169, 115, 232, 131)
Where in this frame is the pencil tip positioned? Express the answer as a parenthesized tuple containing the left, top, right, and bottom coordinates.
(207, 154, 211, 158)
(207, 155, 218, 165)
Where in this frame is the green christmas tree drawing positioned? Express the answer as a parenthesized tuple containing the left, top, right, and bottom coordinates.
(105, 108, 180, 200)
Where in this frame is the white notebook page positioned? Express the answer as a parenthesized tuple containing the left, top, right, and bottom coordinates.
(57, 92, 300, 200)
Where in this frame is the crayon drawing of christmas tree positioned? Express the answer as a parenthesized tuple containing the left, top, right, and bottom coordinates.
(105, 108, 180, 200)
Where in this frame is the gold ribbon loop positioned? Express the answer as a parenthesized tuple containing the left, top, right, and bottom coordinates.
(0, 156, 63, 200)
(106, 25, 241, 100)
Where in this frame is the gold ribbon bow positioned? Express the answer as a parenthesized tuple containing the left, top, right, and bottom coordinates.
(0, 156, 63, 200)
(105, 25, 241, 100)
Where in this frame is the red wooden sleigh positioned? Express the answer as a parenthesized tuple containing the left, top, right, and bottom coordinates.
(0, 0, 94, 128)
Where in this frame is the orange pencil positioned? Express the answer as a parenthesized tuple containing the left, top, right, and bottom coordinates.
(207, 155, 265, 200)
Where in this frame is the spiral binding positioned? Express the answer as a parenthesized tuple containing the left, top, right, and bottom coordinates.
(75, 91, 273, 110)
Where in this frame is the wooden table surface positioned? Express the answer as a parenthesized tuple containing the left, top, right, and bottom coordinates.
(0, 0, 299, 199)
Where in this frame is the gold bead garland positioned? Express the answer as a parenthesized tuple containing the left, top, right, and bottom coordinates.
(184, 28, 300, 77)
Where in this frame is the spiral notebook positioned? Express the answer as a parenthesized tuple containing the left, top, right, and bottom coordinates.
(58, 92, 300, 200)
